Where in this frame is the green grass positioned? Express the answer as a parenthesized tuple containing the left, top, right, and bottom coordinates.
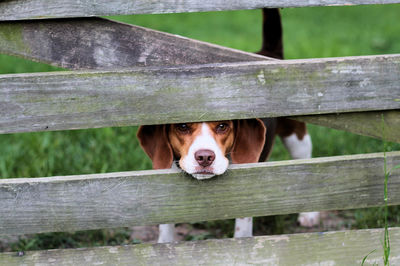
(0, 54, 61, 74)
(1, 4, 400, 252)
(0, 127, 151, 179)
(282, 5, 400, 58)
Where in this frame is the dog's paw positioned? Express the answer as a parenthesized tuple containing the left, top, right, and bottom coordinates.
(234, 217, 253, 238)
(298, 211, 320, 227)
(158, 224, 176, 243)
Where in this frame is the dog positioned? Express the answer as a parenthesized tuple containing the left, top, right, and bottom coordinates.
(137, 8, 318, 243)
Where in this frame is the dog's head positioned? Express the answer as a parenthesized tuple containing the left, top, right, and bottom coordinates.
(137, 119, 266, 180)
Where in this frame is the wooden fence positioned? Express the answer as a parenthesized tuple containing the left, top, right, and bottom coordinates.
(1, 0, 400, 264)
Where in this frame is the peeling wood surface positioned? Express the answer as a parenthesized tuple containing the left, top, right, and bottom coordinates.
(1, 152, 399, 236)
(1, 0, 400, 20)
(1, 54, 400, 134)
(1, 228, 400, 265)
(0, 18, 268, 70)
(295, 110, 400, 143)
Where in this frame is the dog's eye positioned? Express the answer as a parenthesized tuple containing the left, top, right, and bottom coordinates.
(216, 123, 229, 133)
(176, 123, 190, 133)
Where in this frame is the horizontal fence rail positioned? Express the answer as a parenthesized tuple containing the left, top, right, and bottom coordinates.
(1, 0, 400, 20)
(1, 18, 398, 142)
(1, 54, 400, 134)
(1, 228, 400, 265)
(1, 152, 399, 236)
(295, 110, 400, 143)
(0, 18, 268, 70)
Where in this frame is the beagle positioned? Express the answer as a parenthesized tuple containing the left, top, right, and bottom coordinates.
(138, 118, 314, 242)
(138, 120, 266, 177)
(137, 8, 318, 243)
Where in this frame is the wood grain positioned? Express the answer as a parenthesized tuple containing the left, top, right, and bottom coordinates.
(1, 228, 400, 265)
(295, 110, 400, 143)
(1, 152, 399, 236)
(1, 54, 399, 134)
(1, 0, 400, 20)
(1, 18, 398, 141)
(0, 18, 268, 70)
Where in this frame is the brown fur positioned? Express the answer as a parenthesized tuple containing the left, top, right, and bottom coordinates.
(137, 119, 265, 169)
(231, 119, 266, 163)
(137, 125, 173, 169)
(168, 123, 200, 159)
(206, 121, 235, 156)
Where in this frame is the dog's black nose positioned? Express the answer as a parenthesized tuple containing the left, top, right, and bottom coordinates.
(195, 149, 215, 167)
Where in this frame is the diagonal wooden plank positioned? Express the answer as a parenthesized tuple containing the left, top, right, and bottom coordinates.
(1, 228, 400, 265)
(0, 54, 399, 134)
(1, 152, 399, 236)
(0, 18, 268, 70)
(295, 110, 400, 143)
(1, 0, 400, 21)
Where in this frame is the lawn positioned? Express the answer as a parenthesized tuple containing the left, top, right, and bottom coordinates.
(1, 4, 400, 251)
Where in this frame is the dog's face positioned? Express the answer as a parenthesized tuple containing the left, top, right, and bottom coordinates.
(137, 119, 266, 180)
(168, 121, 235, 179)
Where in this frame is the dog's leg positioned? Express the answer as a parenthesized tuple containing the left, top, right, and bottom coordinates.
(234, 217, 253, 238)
(279, 119, 319, 227)
(158, 223, 175, 243)
(282, 132, 312, 159)
(297, 211, 320, 227)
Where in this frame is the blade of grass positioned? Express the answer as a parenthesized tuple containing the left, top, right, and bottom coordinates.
(361, 249, 376, 266)
(382, 114, 390, 266)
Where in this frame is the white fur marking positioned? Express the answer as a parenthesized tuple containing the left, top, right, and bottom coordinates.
(158, 223, 175, 243)
(180, 123, 228, 180)
(297, 212, 321, 227)
(192, 173, 216, 180)
(282, 133, 312, 159)
(234, 217, 253, 238)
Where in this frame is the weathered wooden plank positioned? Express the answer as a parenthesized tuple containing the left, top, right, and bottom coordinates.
(3, 20, 398, 142)
(1, 0, 400, 21)
(1, 228, 400, 265)
(2, 21, 398, 142)
(1, 152, 399, 236)
(0, 18, 268, 70)
(1, 54, 400, 134)
(295, 110, 400, 143)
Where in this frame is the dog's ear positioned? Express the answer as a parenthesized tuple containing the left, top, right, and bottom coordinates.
(231, 119, 266, 164)
(137, 125, 173, 169)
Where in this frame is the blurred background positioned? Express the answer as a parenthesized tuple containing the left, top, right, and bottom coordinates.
(1, 4, 400, 251)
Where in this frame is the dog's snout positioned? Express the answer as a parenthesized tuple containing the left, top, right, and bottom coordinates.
(195, 149, 215, 167)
